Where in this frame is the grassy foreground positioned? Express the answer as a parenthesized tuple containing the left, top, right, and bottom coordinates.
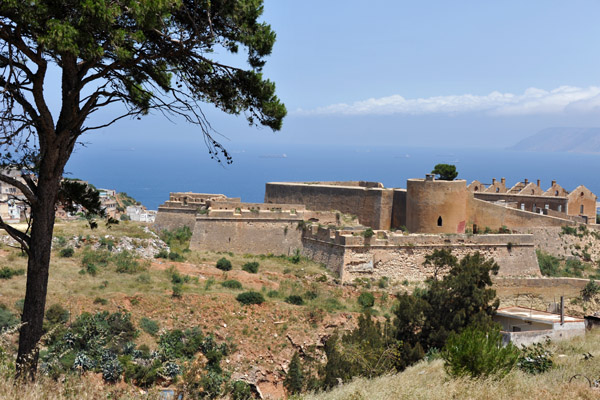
(304, 330, 600, 400)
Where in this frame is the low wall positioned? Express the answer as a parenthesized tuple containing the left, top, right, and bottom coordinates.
(265, 182, 393, 230)
(191, 217, 303, 256)
(301, 228, 541, 283)
(153, 207, 197, 232)
(468, 198, 574, 231)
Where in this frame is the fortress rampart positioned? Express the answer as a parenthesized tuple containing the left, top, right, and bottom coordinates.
(301, 226, 540, 283)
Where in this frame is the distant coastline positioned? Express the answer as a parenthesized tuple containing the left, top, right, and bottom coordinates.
(509, 127, 600, 153)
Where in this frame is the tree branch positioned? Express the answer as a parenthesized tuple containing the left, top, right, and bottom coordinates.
(0, 215, 30, 254)
(0, 173, 37, 205)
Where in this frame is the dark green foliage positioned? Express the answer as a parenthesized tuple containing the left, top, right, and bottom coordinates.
(242, 261, 259, 274)
(561, 225, 578, 236)
(99, 237, 115, 251)
(442, 325, 519, 378)
(168, 251, 184, 262)
(284, 352, 304, 395)
(394, 251, 500, 354)
(0, 304, 18, 331)
(45, 304, 69, 326)
(139, 317, 159, 336)
(304, 291, 318, 300)
(0, 266, 25, 280)
(93, 297, 108, 305)
(267, 290, 280, 298)
(155, 249, 169, 259)
(230, 380, 253, 400)
(431, 164, 458, 180)
(423, 249, 457, 279)
(160, 226, 193, 254)
(518, 340, 554, 374)
(285, 295, 304, 306)
(59, 247, 74, 258)
(81, 249, 111, 276)
(221, 280, 243, 290)
(236, 291, 265, 305)
(289, 249, 302, 264)
(169, 268, 191, 284)
(361, 228, 374, 238)
(216, 257, 232, 271)
(537, 250, 560, 276)
(321, 312, 399, 389)
(114, 251, 145, 274)
(172, 283, 183, 298)
(357, 292, 375, 308)
(565, 258, 585, 277)
(582, 279, 600, 300)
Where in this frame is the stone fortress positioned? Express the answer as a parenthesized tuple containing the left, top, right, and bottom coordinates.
(154, 176, 597, 283)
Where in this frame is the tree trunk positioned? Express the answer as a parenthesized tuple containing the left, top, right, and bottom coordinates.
(15, 176, 59, 380)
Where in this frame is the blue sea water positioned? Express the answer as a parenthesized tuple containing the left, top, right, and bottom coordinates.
(66, 143, 600, 210)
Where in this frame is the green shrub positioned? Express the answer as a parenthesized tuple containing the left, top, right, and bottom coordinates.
(518, 340, 553, 374)
(221, 280, 243, 290)
(357, 292, 375, 308)
(81, 249, 110, 276)
(361, 228, 374, 238)
(581, 279, 600, 300)
(136, 273, 152, 284)
(94, 297, 108, 305)
(114, 251, 146, 274)
(267, 290, 280, 298)
(140, 317, 160, 336)
(0, 304, 18, 331)
(242, 261, 259, 274)
(155, 249, 169, 259)
(284, 352, 304, 395)
(561, 225, 578, 236)
(168, 251, 184, 262)
(216, 257, 232, 271)
(304, 291, 318, 300)
(285, 295, 305, 306)
(536, 250, 560, 277)
(236, 291, 265, 305)
(230, 380, 253, 400)
(442, 325, 519, 378)
(565, 258, 585, 277)
(288, 249, 302, 264)
(0, 266, 25, 280)
(59, 247, 74, 258)
(172, 283, 183, 298)
(45, 304, 69, 326)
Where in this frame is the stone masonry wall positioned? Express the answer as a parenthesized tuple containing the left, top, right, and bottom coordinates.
(264, 182, 393, 230)
(301, 227, 541, 283)
(153, 207, 197, 232)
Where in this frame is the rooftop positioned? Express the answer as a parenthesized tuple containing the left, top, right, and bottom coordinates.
(496, 306, 584, 324)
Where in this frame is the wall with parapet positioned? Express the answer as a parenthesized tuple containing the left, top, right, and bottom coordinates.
(191, 209, 304, 255)
(474, 192, 567, 213)
(468, 198, 575, 231)
(264, 182, 394, 230)
(300, 227, 541, 283)
(153, 207, 197, 232)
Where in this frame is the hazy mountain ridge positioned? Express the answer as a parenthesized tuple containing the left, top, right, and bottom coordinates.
(510, 127, 600, 153)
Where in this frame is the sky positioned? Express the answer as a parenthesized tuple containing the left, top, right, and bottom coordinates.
(81, 1, 600, 151)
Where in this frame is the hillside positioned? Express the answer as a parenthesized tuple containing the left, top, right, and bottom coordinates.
(509, 127, 600, 153)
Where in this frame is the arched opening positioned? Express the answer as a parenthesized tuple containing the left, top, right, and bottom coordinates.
(474, 186, 479, 192)
(555, 190, 559, 196)
(496, 187, 500, 193)
(531, 189, 535, 194)
(437, 216, 443, 227)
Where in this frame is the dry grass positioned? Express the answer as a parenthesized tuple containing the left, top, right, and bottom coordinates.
(304, 330, 600, 400)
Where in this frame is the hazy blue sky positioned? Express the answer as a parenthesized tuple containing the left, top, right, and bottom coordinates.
(83, 1, 600, 151)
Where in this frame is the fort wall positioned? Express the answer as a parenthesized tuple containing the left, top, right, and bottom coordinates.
(301, 227, 540, 283)
(153, 207, 197, 232)
(391, 189, 407, 228)
(474, 192, 567, 213)
(264, 182, 394, 229)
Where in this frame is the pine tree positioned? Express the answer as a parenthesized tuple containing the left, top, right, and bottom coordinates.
(284, 352, 304, 395)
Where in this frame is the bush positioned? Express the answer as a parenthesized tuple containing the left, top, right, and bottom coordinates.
(230, 380, 253, 400)
(284, 352, 304, 395)
(140, 317, 160, 336)
(537, 250, 560, 276)
(357, 292, 375, 308)
(221, 280, 243, 290)
(168, 251, 184, 262)
(45, 304, 69, 326)
(59, 247, 74, 257)
(0, 304, 18, 331)
(155, 249, 169, 259)
(581, 279, 600, 300)
(81, 249, 110, 276)
(172, 283, 183, 298)
(114, 251, 146, 274)
(94, 297, 108, 305)
(285, 295, 305, 306)
(361, 228, 374, 238)
(0, 266, 25, 280)
(216, 257, 232, 271)
(267, 290, 280, 298)
(236, 291, 265, 305)
(442, 325, 519, 378)
(242, 261, 259, 274)
(518, 340, 553, 374)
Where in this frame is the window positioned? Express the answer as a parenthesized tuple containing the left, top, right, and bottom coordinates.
(558, 205, 562, 212)
(496, 187, 500, 193)
(581, 205, 584, 214)
(545, 204, 549, 210)
(437, 216, 443, 227)
(555, 190, 559, 196)
(474, 186, 478, 191)
(520, 203, 525, 210)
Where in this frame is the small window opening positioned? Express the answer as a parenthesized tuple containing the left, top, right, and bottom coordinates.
(437, 216, 443, 227)
(545, 204, 549, 210)
(474, 186, 478, 192)
(581, 192, 585, 197)
(496, 187, 500, 193)
(520, 203, 525, 210)
(531, 189, 535, 194)
(581, 205, 584, 214)
(555, 190, 559, 196)
(558, 205, 562, 212)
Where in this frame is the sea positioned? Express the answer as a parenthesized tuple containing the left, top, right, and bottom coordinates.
(65, 143, 600, 210)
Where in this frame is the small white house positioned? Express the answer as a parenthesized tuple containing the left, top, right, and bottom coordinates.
(494, 306, 585, 347)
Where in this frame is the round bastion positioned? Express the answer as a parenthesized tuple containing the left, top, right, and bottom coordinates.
(406, 177, 469, 234)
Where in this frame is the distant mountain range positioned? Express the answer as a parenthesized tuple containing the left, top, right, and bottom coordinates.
(509, 127, 600, 153)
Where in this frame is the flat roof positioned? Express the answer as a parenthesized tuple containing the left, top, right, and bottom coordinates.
(496, 306, 584, 324)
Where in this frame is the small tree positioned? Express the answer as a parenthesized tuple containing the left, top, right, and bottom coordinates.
(431, 164, 458, 181)
(284, 352, 304, 395)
